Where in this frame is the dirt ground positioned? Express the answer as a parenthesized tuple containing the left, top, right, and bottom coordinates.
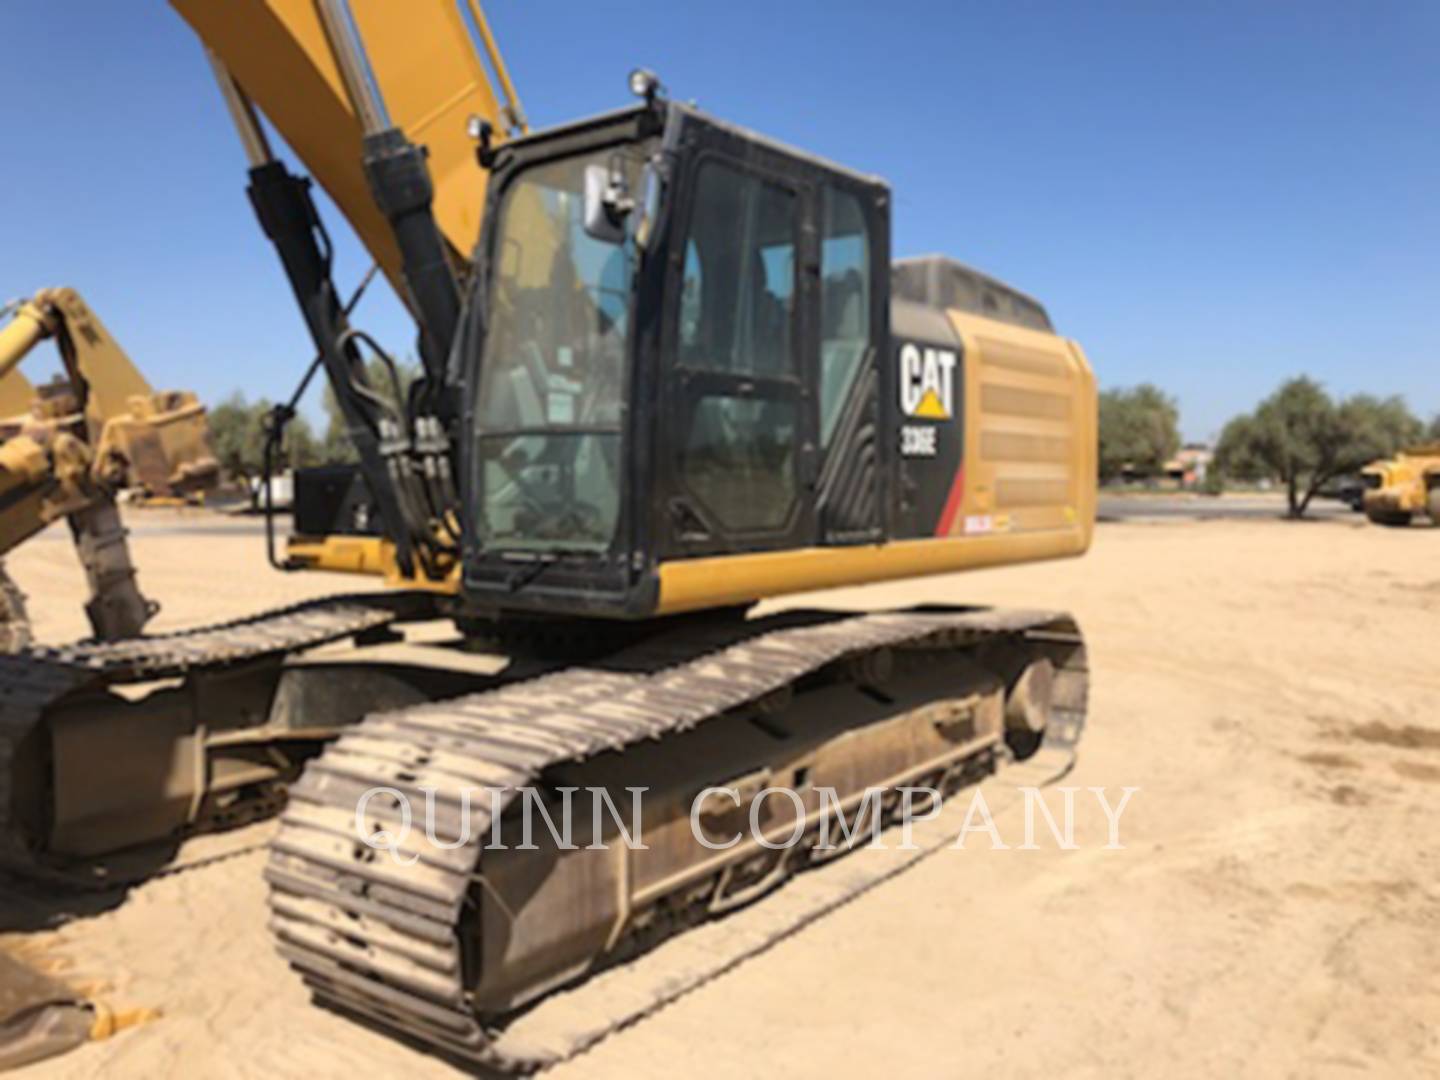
(4, 506, 1439, 1078)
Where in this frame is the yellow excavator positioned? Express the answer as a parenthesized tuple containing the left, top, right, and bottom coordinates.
(1361, 444, 1440, 526)
(1, 1, 1096, 1069)
(0, 288, 218, 649)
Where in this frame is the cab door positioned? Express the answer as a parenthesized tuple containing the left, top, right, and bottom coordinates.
(657, 150, 818, 558)
(813, 182, 888, 545)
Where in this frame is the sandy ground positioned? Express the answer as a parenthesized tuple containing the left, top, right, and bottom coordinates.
(4, 506, 1439, 1078)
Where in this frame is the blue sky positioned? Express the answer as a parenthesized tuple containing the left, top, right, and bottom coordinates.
(2, 1, 1436, 441)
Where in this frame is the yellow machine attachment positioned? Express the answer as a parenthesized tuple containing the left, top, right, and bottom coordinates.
(1361, 443, 1440, 526)
(0, 288, 220, 642)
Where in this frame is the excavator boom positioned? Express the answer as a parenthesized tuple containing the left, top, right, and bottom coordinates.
(171, 0, 524, 298)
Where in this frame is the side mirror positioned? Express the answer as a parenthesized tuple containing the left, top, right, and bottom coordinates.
(583, 162, 632, 244)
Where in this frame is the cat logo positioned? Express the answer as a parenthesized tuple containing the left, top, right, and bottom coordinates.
(898, 343, 957, 421)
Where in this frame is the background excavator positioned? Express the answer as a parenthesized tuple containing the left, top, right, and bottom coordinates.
(1361, 444, 1440, 526)
(0, 290, 218, 1068)
(0, 1, 1096, 1070)
(0, 288, 218, 650)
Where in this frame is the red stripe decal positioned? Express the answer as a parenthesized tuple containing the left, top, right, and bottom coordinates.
(935, 465, 966, 537)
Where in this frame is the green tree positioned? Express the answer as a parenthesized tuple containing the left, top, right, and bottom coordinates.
(1213, 413, 1266, 482)
(207, 392, 268, 483)
(1098, 384, 1181, 482)
(207, 392, 324, 481)
(321, 387, 358, 465)
(1214, 377, 1422, 517)
(283, 412, 322, 469)
(1427, 413, 1440, 442)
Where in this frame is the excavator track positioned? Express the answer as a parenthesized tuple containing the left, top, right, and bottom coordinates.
(266, 606, 1088, 1072)
(0, 591, 437, 877)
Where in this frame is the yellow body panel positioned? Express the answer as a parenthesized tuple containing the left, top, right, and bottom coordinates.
(655, 528, 1088, 615)
(290, 523, 1091, 613)
(287, 535, 461, 593)
(172, 0, 512, 298)
(946, 309, 1097, 544)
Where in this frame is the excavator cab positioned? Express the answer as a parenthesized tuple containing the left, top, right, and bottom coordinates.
(462, 102, 891, 617)
(193, 6, 1092, 625)
(459, 95, 1096, 622)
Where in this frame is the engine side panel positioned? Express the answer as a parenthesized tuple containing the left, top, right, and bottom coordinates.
(944, 308, 1097, 545)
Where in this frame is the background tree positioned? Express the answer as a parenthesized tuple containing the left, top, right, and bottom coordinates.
(1098, 384, 1181, 482)
(320, 388, 357, 465)
(1214, 377, 1421, 517)
(1427, 413, 1440, 442)
(206, 392, 323, 483)
(283, 412, 321, 469)
(1212, 413, 1266, 482)
(207, 392, 268, 483)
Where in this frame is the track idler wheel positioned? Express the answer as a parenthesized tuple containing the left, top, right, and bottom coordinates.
(1003, 657, 1055, 760)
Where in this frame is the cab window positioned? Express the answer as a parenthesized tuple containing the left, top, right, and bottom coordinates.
(678, 162, 796, 376)
(676, 161, 800, 534)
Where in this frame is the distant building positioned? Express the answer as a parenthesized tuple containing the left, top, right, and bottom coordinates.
(1164, 444, 1214, 487)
